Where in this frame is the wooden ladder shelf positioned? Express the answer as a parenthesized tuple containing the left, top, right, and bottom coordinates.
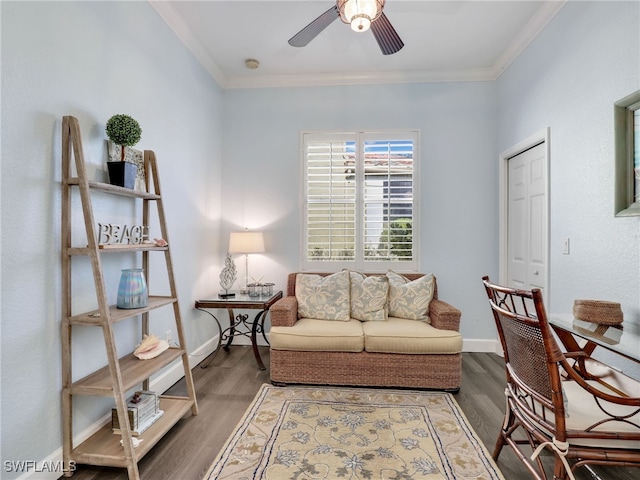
(60, 115, 198, 479)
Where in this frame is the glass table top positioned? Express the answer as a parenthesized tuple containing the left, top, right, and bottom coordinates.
(549, 314, 640, 362)
(195, 290, 283, 308)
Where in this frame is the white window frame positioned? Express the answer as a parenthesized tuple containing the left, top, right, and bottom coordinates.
(300, 130, 420, 272)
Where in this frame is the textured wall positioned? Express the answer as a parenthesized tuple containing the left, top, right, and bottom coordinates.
(497, 1, 640, 376)
(1, 2, 222, 477)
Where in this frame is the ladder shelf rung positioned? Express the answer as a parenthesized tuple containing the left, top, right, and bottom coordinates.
(66, 177, 161, 200)
(70, 348, 185, 396)
(67, 244, 169, 255)
(71, 396, 194, 467)
(69, 296, 177, 325)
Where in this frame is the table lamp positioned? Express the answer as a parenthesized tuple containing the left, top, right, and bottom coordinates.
(229, 231, 265, 294)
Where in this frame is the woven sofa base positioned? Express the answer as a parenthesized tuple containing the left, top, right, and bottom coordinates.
(270, 349, 461, 392)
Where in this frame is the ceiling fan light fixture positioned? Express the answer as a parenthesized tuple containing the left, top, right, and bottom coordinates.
(289, 0, 402, 55)
(350, 15, 371, 32)
(338, 0, 384, 33)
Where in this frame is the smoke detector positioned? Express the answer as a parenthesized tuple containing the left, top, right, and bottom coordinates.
(245, 58, 260, 70)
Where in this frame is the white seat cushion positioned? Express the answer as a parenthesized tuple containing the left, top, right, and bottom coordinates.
(562, 379, 640, 448)
(270, 318, 364, 352)
(517, 378, 640, 449)
(362, 317, 462, 354)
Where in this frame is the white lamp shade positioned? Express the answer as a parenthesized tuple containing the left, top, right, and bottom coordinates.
(228, 231, 265, 254)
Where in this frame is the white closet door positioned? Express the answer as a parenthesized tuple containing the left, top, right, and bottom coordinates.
(507, 142, 547, 296)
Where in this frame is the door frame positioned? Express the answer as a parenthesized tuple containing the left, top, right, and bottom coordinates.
(499, 128, 550, 297)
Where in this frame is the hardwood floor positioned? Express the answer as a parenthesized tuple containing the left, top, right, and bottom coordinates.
(64, 349, 637, 480)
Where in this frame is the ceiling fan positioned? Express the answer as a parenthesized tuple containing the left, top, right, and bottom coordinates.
(288, 0, 404, 55)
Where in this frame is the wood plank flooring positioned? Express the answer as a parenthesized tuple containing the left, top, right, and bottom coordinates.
(64, 349, 637, 480)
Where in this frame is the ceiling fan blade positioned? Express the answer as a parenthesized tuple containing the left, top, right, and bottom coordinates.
(370, 12, 404, 55)
(288, 6, 340, 47)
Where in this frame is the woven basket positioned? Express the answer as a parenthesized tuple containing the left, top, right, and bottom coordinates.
(573, 299, 623, 325)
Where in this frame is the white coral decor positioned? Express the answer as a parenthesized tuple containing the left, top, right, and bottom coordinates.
(219, 253, 237, 292)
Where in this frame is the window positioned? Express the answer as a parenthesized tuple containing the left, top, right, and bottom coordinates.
(302, 131, 419, 271)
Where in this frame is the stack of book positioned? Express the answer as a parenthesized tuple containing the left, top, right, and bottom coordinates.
(112, 390, 163, 436)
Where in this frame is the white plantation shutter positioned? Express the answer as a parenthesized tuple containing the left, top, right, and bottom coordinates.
(304, 133, 357, 262)
(363, 135, 415, 262)
(302, 131, 418, 271)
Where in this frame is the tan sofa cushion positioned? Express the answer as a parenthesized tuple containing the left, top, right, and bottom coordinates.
(387, 271, 435, 321)
(363, 317, 462, 354)
(270, 318, 364, 352)
(349, 271, 388, 321)
(295, 271, 351, 321)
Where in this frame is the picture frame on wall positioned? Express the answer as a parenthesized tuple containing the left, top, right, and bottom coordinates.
(614, 89, 640, 216)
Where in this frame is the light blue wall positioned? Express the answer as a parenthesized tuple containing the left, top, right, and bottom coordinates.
(1, 1, 222, 477)
(497, 1, 640, 375)
(221, 82, 499, 339)
(498, 1, 640, 315)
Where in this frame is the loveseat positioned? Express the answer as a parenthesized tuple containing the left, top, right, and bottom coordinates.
(269, 271, 463, 391)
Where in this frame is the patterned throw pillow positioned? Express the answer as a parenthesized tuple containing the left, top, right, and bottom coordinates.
(386, 271, 435, 321)
(296, 271, 351, 321)
(349, 272, 389, 322)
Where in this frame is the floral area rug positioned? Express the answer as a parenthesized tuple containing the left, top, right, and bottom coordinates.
(204, 384, 504, 480)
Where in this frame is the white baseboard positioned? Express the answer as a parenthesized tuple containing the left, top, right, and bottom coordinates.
(462, 338, 502, 354)
(187, 333, 221, 366)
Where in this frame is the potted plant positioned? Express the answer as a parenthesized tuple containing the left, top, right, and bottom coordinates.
(105, 114, 142, 189)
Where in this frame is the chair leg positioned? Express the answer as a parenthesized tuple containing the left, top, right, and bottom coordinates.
(494, 396, 515, 460)
(493, 432, 507, 460)
(553, 458, 567, 480)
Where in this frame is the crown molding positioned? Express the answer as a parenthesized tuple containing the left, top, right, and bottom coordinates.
(148, 0, 228, 88)
(150, 0, 568, 90)
(493, 0, 567, 78)
(225, 67, 498, 89)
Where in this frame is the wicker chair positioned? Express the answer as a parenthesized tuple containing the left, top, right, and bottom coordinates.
(481, 276, 640, 480)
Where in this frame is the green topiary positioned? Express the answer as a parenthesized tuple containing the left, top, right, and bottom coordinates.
(105, 114, 142, 149)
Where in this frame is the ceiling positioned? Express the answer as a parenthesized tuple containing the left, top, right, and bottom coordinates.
(149, 1, 567, 89)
